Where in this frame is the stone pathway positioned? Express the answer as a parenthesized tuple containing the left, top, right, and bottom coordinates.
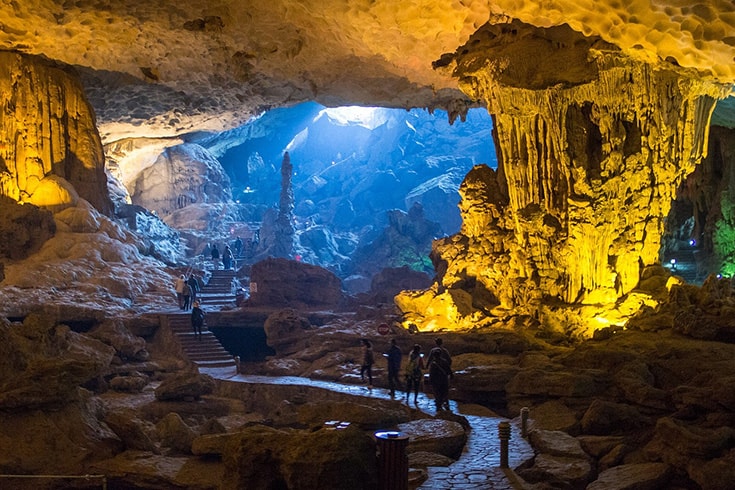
(210, 373, 534, 489)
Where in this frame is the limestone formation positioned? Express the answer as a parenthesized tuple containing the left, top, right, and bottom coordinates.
(398, 21, 731, 337)
(0, 52, 112, 215)
(0, 196, 56, 260)
(130, 143, 233, 221)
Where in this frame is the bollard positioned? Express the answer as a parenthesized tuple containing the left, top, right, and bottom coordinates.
(520, 407, 529, 438)
(498, 421, 511, 469)
(375, 431, 409, 490)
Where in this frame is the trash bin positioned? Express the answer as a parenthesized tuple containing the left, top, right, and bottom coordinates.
(375, 430, 409, 490)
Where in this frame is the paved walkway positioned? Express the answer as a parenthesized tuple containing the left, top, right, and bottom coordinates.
(208, 372, 534, 489)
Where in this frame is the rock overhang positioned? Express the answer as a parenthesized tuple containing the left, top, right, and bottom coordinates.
(0, 0, 733, 141)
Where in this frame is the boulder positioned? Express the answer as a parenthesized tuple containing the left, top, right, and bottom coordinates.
(104, 409, 158, 453)
(154, 371, 215, 401)
(587, 462, 671, 490)
(109, 372, 150, 393)
(248, 257, 344, 308)
(408, 451, 455, 468)
(528, 429, 588, 459)
(518, 453, 592, 489)
(643, 417, 735, 468)
(156, 412, 197, 454)
(366, 266, 433, 304)
(89, 319, 149, 361)
(0, 390, 122, 474)
(263, 308, 313, 356)
(580, 399, 650, 435)
(524, 400, 578, 432)
(90, 452, 225, 489)
(221, 425, 378, 490)
(506, 368, 605, 398)
(397, 418, 467, 459)
(0, 315, 114, 410)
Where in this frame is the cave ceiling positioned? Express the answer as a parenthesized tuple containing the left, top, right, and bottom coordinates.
(1, 0, 734, 143)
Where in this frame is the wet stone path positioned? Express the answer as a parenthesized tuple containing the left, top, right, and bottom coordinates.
(211, 373, 534, 489)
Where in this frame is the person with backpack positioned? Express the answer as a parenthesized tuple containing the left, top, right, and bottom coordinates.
(404, 344, 425, 404)
(428, 338, 453, 410)
(360, 339, 374, 389)
(191, 301, 205, 340)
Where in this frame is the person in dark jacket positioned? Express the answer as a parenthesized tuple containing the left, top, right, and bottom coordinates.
(191, 301, 205, 340)
(211, 244, 220, 269)
(360, 339, 374, 389)
(428, 338, 453, 410)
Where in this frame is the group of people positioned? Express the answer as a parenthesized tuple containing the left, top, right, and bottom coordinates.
(360, 337, 453, 410)
(174, 274, 201, 310)
(202, 239, 241, 270)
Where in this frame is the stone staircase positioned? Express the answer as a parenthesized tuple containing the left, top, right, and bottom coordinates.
(162, 313, 238, 377)
(198, 269, 239, 308)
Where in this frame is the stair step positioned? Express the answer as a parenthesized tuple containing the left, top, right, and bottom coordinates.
(162, 312, 238, 375)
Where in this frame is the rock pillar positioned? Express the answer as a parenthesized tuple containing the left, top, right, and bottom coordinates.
(0, 51, 112, 214)
(398, 21, 729, 336)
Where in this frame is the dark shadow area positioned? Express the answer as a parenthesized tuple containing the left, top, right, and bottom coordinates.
(210, 326, 275, 362)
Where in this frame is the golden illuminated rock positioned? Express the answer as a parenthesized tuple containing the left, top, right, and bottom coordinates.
(398, 22, 730, 337)
(0, 52, 112, 214)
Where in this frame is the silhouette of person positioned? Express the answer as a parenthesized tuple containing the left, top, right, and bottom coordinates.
(404, 344, 425, 404)
(211, 244, 220, 269)
(191, 301, 205, 340)
(360, 339, 374, 389)
(428, 338, 453, 410)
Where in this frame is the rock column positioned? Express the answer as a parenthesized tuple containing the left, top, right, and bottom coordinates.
(398, 21, 729, 335)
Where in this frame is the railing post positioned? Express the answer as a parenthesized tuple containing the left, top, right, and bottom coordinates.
(520, 407, 529, 438)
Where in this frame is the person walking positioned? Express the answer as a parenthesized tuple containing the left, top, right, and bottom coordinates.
(191, 301, 205, 340)
(182, 281, 193, 310)
(385, 338, 402, 398)
(223, 245, 234, 270)
(211, 244, 220, 269)
(360, 339, 374, 389)
(187, 275, 200, 305)
(404, 344, 425, 404)
(174, 274, 186, 310)
(428, 338, 453, 410)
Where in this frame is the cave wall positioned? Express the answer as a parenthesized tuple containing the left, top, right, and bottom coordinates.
(667, 125, 735, 277)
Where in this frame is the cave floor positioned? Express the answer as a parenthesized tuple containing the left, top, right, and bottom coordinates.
(210, 372, 533, 489)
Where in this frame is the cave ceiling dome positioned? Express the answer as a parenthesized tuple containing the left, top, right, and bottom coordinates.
(0, 0, 734, 141)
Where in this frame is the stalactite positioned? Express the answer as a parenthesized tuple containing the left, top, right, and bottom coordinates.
(397, 21, 729, 337)
(0, 51, 112, 214)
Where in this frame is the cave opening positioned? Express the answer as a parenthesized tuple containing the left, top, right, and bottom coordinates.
(189, 101, 497, 286)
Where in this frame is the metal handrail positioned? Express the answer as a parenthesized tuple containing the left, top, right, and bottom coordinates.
(0, 474, 107, 489)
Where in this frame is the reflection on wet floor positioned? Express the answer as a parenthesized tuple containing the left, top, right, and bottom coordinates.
(211, 372, 534, 489)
